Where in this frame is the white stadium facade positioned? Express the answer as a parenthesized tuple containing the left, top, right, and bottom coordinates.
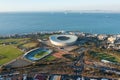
(49, 35, 78, 46)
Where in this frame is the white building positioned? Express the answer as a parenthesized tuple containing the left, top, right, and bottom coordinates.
(49, 35, 78, 46)
(107, 36, 116, 44)
(98, 34, 107, 40)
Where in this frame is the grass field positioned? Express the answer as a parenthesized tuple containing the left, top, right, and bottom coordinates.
(0, 38, 40, 65)
(0, 38, 40, 50)
(34, 51, 49, 58)
(23, 42, 38, 48)
(44, 55, 56, 61)
(0, 45, 23, 65)
(0, 38, 30, 46)
(90, 51, 119, 63)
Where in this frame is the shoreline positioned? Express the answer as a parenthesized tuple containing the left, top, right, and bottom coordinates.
(0, 30, 119, 37)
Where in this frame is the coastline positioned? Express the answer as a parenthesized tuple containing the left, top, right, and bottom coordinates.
(0, 30, 119, 38)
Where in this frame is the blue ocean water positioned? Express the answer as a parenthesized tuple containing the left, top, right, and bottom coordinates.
(0, 12, 120, 35)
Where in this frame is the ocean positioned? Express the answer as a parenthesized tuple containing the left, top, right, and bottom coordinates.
(0, 12, 120, 35)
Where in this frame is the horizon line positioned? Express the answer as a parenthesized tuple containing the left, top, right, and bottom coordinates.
(0, 10, 120, 13)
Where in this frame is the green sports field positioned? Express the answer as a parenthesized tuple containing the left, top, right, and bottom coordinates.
(34, 51, 49, 58)
(0, 45, 23, 65)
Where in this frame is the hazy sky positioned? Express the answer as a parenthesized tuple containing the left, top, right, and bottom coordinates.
(0, 0, 120, 12)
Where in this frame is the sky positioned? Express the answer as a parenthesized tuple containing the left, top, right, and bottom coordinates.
(0, 0, 120, 12)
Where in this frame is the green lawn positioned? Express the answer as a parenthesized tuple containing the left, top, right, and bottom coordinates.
(0, 45, 23, 65)
(0, 38, 30, 46)
(44, 55, 56, 61)
(90, 51, 119, 62)
(34, 51, 49, 58)
(23, 42, 38, 48)
(0, 38, 39, 50)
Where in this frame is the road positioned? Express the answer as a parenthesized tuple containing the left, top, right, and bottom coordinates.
(71, 52, 84, 76)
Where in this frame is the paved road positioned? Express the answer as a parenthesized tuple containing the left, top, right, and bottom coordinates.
(71, 52, 84, 76)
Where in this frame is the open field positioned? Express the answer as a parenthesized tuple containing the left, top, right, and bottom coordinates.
(0, 38, 40, 50)
(0, 45, 23, 65)
(22, 42, 38, 49)
(90, 51, 120, 63)
(44, 55, 56, 61)
(0, 38, 30, 46)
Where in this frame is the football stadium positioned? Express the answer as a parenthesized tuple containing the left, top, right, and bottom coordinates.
(24, 48, 52, 61)
(49, 35, 78, 46)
